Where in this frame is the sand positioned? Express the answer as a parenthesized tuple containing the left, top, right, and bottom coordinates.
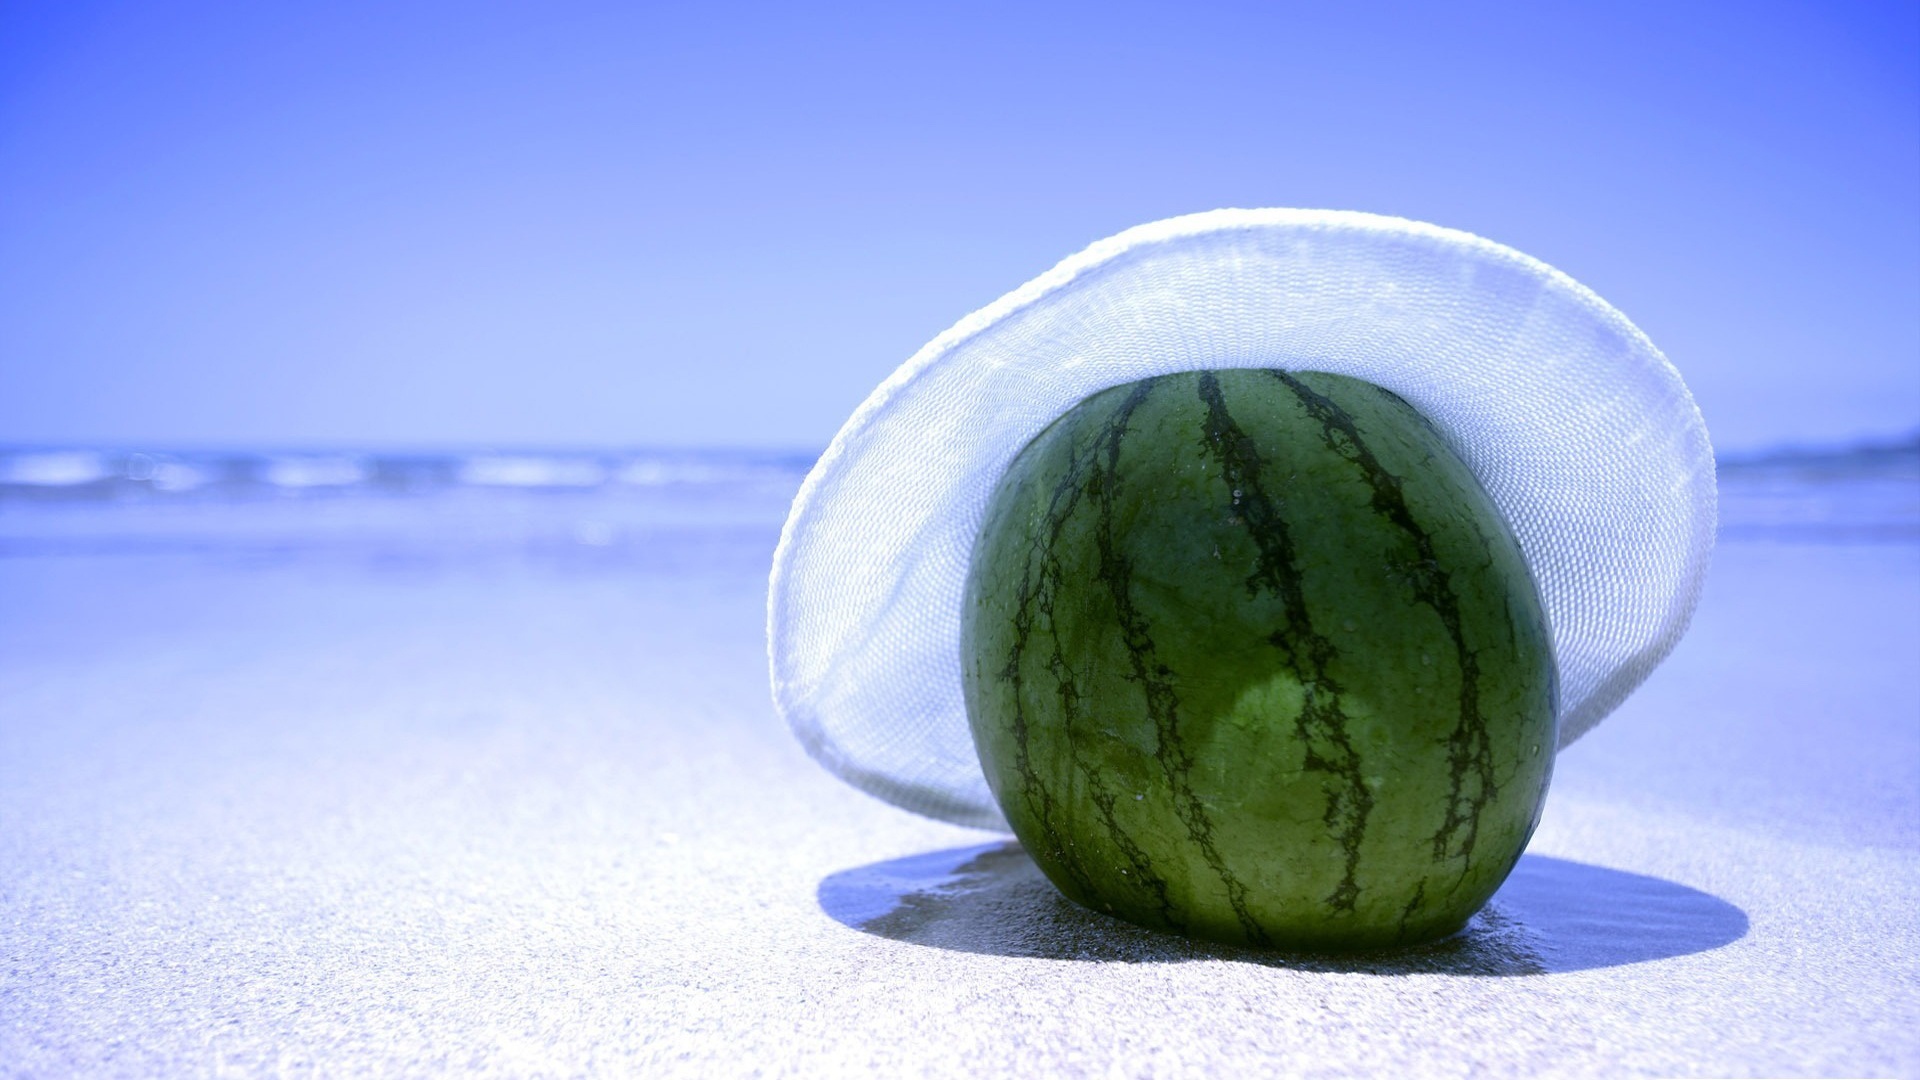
(0, 485, 1915, 1077)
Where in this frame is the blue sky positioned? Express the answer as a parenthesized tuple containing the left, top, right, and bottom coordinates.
(1, 1, 1915, 452)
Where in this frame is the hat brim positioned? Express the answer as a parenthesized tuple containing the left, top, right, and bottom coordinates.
(770, 209, 1715, 831)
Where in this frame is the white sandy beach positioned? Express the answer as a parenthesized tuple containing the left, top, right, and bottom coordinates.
(0, 466, 1915, 1077)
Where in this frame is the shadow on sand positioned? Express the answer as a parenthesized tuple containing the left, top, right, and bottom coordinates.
(818, 842, 1748, 975)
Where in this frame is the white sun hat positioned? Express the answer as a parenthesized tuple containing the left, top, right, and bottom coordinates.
(769, 208, 1715, 831)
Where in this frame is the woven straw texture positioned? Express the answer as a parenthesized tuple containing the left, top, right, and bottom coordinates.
(769, 209, 1715, 830)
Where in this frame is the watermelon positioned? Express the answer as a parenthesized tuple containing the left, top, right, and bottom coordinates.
(961, 369, 1557, 951)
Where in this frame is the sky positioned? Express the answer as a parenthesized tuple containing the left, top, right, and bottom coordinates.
(1, 0, 1915, 453)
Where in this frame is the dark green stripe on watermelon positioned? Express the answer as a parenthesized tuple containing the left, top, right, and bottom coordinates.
(961, 369, 1556, 951)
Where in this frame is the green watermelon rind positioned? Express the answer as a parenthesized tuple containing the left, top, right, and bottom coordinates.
(962, 369, 1557, 951)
